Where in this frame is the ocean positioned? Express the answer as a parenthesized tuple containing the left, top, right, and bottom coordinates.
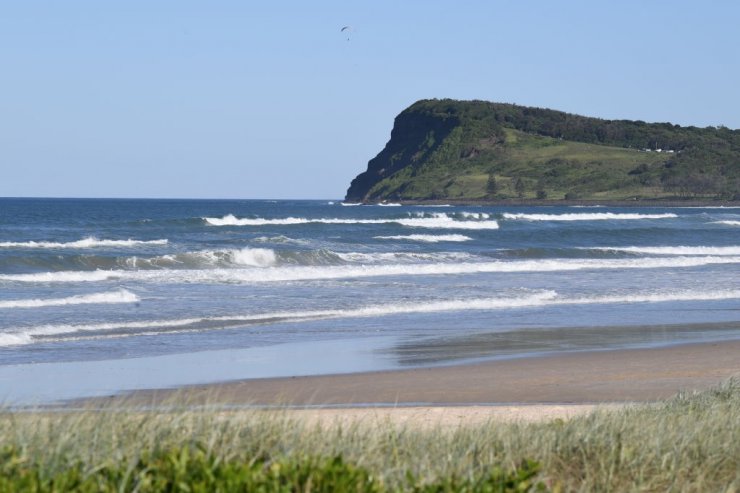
(1, 198, 739, 404)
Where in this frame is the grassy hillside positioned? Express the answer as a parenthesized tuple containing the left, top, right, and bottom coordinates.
(345, 100, 740, 202)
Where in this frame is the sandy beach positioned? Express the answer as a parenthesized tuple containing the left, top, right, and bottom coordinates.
(83, 339, 740, 425)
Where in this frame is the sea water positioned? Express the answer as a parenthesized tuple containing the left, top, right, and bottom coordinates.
(1, 198, 739, 403)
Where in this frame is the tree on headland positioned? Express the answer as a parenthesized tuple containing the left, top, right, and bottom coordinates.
(486, 173, 498, 197)
(514, 178, 525, 198)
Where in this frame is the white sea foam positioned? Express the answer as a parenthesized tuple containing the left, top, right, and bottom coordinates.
(335, 251, 472, 263)
(0, 270, 116, 283)
(4, 317, 206, 343)
(204, 215, 312, 226)
(228, 248, 278, 267)
(0, 333, 32, 346)
(502, 212, 678, 221)
(588, 246, 740, 256)
(340, 202, 361, 206)
(0, 237, 168, 249)
(4, 255, 738, 284)
(458, 212, 490, 219)
(394, 216, 499, 230)
(5, 288, 740, 347)
(0, 289, 139, 309)
(374, 234, 472, 243)
(203, 213, 500, 230)
(377, 203, 402, 207)
(711, 220, 740, 226)
(252, 235, 309, 246)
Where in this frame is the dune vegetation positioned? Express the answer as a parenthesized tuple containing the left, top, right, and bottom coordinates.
(1, 380, 738, 492)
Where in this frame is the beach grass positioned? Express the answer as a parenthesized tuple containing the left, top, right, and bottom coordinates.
(1, 379, 738, 492)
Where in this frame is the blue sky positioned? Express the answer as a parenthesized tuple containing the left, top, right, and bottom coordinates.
(2, 1, 739, 199)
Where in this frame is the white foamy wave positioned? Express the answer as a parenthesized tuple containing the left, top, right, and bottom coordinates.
(228, 248, 277, 267)
(377, 202, 402, 207)
(204, 214, 312, 226)
(502, 212, 678, 221)
(569, 289, 740, 305)
(1, 317, 205, 345)
(4, 256, 739, 285)
(252, 235, 308, 245)
(5, 288, 740, 346)
(458, 212, 490, 219)
(588, 246, 740, 256)
(374, 234, 472, 243)
(0, 291, 558, 346)
(204, 213, 500, 230)
(335, 251, 472, 263)
(0, 270, 117, 283)
(340, 202, 362, 206)
(0, 237, 168, 249)
(0, 333, 32, 346)
(711, 220, 740, 226)
(395, 213, 498, 230)
(0, 289, 139, 309)
(124, 247, 279, 269)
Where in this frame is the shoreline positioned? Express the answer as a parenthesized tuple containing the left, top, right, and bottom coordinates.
(82, 338, 740, 410)
(350, 198, 740, 207)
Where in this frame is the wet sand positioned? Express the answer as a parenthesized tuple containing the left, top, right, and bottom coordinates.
(103, 339, 740, 409)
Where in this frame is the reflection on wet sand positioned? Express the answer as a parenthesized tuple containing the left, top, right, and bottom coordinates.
(388, 321, 740, 366)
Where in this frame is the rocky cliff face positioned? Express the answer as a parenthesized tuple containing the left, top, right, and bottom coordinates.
(345, 99, 740, 203)
(345, 104, 460, 202)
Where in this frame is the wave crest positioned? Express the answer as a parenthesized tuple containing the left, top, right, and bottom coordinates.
(0, 237, 168, 249)
(588, 245, 740, 256)
(203, 213, 500, 230)
(4, 255, 738, 284)
(374, 234, 472, 243)
(502, 212, 677, 221)
(0, 289, 139, 309)
(5, 288, 740, 346)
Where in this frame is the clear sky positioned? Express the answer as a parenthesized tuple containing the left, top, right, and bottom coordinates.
(2, 1, 739, 199)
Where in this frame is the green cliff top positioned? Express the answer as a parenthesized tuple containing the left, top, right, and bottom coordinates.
(345, 99, 740, 203)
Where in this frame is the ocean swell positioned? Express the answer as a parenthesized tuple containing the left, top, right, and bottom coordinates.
(4, 288, 739, 346)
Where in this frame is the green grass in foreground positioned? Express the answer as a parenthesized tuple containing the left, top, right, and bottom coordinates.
(1, 380, 739, 492)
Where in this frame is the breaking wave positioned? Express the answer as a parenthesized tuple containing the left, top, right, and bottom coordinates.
(0, 237, 168, 249)
(203, 213, 500, 230)
(711, 220, 740, 226)
(3, 255, 738, 284)
(502, 212, 678, 221)
(374, 234, 472, 243)
(4, 288, 739, 346)
(0, 289, 139, 309)
(587, 246, 740, 256)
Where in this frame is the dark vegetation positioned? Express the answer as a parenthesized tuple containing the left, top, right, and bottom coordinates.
(345, 99, 740, 202)
(0, 446, 542, 492)
(1, 381, 739, 491)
